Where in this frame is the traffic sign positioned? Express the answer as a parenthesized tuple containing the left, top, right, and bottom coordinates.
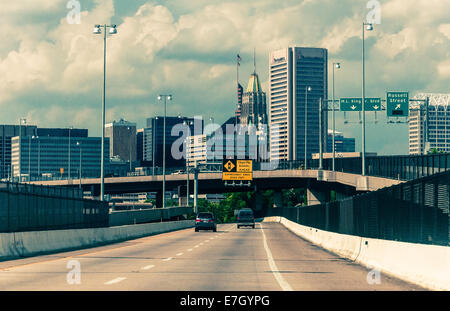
(340, 98, 362, 111)
(222, 159, 253, 181)
(340, 98, 382, 111)
(387, 92, 409, 117)
(364, 98, 382, 111)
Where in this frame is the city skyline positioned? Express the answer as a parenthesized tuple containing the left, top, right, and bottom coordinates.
(0, 0, 449, 156)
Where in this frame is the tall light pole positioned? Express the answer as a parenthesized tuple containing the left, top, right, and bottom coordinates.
(127, 126, 132, 172)
(158, 94, 172, 209)
(68, 126, 73, 179)
(32, 136, 40, 178)
(362, 22, 373, 176)
(77, 141, 82, 190)
(332, 62, 341, 171)
(18, 118, 26, 182)
(152, 116, 158, 176)
(304, 86, 311, 169)
(93, 24, 117, 201)
(28, 135, 31, 179)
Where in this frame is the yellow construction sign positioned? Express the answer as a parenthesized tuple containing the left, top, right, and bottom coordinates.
(222, 159, 253, 181)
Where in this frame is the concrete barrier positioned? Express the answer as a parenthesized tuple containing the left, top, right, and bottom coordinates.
(264, 217, 450, 291)
(0, 220, 194, 260)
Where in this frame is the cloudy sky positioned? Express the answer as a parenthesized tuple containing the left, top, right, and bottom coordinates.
(0, 0, 449, 155)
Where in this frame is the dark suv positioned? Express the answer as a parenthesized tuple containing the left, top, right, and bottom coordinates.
(195, 212, 217, 232)
(237, 209, 255, 229)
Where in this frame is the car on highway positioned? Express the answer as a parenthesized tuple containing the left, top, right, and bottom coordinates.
(195, 212, 217, 232)
(237, 208, 255, 229)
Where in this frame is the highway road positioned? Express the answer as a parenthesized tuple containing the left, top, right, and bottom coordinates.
(0, 222, 424, 291)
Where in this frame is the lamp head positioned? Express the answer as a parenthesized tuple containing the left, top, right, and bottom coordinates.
(366, 23, 373, 31)
(307, 86, 311, 92)
(335, 63, 341, 69)
(167, 95, 172, 101)
(109, 25, 117, 35)
(93, 25, 101, 34)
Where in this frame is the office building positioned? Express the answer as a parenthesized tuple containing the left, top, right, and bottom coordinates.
(136, 128, 144, 162)
(186, 117, 267, 166)
(36, 128, 88, 138)
(0, 124, 37, 180)
(105, 119, 136, 162)
(240, 71, 268, 128)
(235, 83, 243, 120)
(269, 47, 328, 161)
(11, 136, 109, 180)
(409, 93, 450, 155)
(327, 130, 355, 153)
(144, 116, 200, 168)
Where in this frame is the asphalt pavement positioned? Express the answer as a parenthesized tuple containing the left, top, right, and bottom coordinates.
(0, 222, 424, 291)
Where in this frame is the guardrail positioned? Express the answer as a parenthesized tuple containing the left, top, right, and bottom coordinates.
(109, 207, 193, 226)
(265, 170, 450, 246)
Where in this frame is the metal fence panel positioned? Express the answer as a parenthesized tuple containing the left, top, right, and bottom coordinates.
(0, 181, 109, 233)
(265, 170, 449, 246)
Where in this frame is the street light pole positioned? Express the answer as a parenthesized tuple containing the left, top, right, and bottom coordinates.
(18, 118, 26, 182)
(362, 22, 373, 176)
(332, 62, 341, 172)
(152, 116, 158, 176)
(93, 24, 117, 201)
(77, 142, 82, 190)
(68, 127, 72, 179)
(304, 86, 311, 169)
(28, 135, 31, 179)
(319, 98, 323, 170)
(158, 94, 172, 209)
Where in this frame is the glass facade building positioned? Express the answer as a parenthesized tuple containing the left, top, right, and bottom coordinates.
(11, 136, 109, 180)
(409, 93, 450, 155)
(269, 47, 328, 161)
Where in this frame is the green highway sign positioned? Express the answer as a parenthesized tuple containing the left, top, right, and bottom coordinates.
(364, 98, 382, 111)
(340, 98, 362, 111)
(386, 92, 409, 117)
(340, 98, 382, 111)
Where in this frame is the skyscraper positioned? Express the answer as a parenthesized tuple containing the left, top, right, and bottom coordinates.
(0, 124, 36, 180)
(240, 71, 267, 128)
(409, 93, 450, 154)
(269, 47, 328, 161)
(105, 119, 136, 162)
(144, 116, 200, 168)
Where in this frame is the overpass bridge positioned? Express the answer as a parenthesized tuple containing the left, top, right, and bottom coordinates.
(29, 154, 450, 208)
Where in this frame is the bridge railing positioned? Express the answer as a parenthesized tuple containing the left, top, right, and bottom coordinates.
(258, 153, 450, 181)
(265, 170, 450, 246)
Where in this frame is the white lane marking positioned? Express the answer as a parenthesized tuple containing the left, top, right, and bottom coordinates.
(162, 257, 173, 261)
(187, 249, 193, 252)
(104, 277, 126, 285)
(259, 223, 293, 291)
(141, 265, 155, 270)
(176, 252, 184, 256)
(199, 243, 204, 245)
(194, 245, 199, 248)
(205, 240, 210, 243)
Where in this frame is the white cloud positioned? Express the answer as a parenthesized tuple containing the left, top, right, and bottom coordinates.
(0, 0, 449, 154)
